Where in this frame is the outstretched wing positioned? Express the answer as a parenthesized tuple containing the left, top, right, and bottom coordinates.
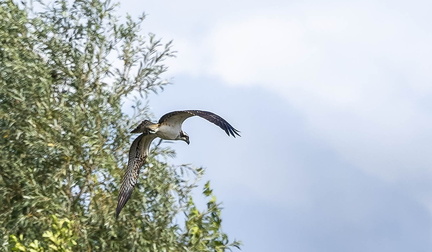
(158, 110, 241, 137)
(116, 133, 157, 218)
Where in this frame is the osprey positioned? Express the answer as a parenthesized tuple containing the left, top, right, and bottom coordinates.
(116, 110, 240, 218)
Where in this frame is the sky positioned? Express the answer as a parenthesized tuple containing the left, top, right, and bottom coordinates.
(120, 0, 432, 251)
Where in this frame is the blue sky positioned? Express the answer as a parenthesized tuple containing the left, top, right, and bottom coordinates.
(120, 0, 432, 251)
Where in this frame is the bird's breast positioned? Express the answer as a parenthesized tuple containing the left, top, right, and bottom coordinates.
(156, 124, 180, 140)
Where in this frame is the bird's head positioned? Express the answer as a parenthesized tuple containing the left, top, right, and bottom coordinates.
(178, 131, 190, 145)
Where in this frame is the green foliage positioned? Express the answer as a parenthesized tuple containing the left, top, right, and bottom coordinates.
(10, 215, 77, 252)
(184, 182, 241, 251)
(0, 0, 240, 251)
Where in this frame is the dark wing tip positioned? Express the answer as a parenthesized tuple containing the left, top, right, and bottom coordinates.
(228, 127, 241, 138)
(231, 127, 241, 137)
(116, 133, 153, 219)
(220, 120, 241, 138)
(183, 110, 241, 138)
(116, 189, 133, 219)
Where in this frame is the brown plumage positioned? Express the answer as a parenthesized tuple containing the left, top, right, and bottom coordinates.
(158, 110, 240, 138)
(116, 132, 156, 218)
(116, 110, 240, 218)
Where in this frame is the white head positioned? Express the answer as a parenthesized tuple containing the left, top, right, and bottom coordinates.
(177, 131, 190, 144)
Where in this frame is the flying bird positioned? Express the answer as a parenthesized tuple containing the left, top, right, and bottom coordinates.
(116, 110, 240, 218)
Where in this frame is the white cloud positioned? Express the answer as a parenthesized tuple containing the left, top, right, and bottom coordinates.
(120, 2, 432, 250)
(207, 16, 315, 85)
(167, 2, 432, 182)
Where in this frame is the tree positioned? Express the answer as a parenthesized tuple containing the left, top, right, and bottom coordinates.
(0, 0, 241, 250)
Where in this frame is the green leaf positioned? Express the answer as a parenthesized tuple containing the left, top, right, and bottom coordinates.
(0, 0, 240, 251)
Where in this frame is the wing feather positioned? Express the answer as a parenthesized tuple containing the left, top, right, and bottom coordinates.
(116, 133, 156, 218)
(158, 110, 241, 137)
